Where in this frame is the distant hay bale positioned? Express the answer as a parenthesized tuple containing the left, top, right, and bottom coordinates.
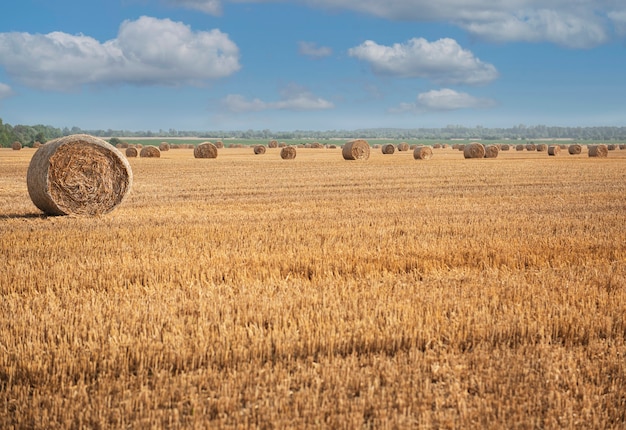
(125, 147, 138, 157)
(413, 146, 433, 160)
(33, 141, 42, 148)
(11, 141, 22, 150)
(568, 144, 582, 155)
(136, 144, 143, 149)
(588, 144, 608, 158)
(463, 142, 485, 159)
(484, 145, 499, 158)
(607, 144, 617, 150)
(397, 142, 410, 152)
(194, 142, 218, 158)
(381, 144, 395, 155)
(268, 140, 278, 148)
(619, 144, 625, 150)
(140, 146, 160, 158)
(253, 145, 266, 154)
(278, 142, 287, 147)
(433, 143, 442, 149)
(457, 145, 465, 151)
(159, 142, 170, 151)
(311, 142, 323, 149)
(536, 144, 548, 152)
(501, 144, 510, 151)
(26, 134, 132, 216)
(516, 145, 524, 151)
(342, 139, 370, 160)
(214, 141, 224, 149)
(525, 144, 536, 151)
(328, 144, 337, 149)
(280, 146, 296, 160)
(548, 145, 561, 156)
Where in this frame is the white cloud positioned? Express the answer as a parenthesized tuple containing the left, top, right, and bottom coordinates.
(0, 16, 240, 91)
(0, 83, 13, 99)
(390, 88, 496, 113)
(222, 84, 334, 112)
(298, 41, 333, 58)
(609, 10, 626, 36)
(170, 0, 617, 48)
(348, 38, 498, 85)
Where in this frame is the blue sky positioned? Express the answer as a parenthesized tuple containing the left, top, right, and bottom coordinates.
(0, 0, 625, 132)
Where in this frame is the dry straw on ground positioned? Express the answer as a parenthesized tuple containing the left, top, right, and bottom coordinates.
(484, 145, 499, 158)
(568, 144, 582, 155)
(588, 144, 608, 158)
(254, 145, 266, 155)
(194, 142, 218, 159)
(464, 142, 486, 159)
(413, 146, 433, 160)
(125, 147, 138, 158)
(140, 146, 161, 158)
(548, 145, 561, 156)
(280, 146, 297, 160)
(381, 144, 395, 155)
(26, 134, 132, 216)
(342, 139, 370, 160)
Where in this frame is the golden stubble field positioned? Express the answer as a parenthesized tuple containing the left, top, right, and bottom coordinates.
(1, 144, 625, 429)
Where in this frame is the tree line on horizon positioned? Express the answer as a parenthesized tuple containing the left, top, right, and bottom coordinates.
(2, 118, 626, 148)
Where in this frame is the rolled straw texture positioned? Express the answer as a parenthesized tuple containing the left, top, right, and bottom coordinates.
(26, 134, 132, 216)
(140, 146, 161, 158)
(194, 142, 218, 159)
(484, 145, 499, 158)
(548, 145, 560, 156)
(588, 144, 608, 158)
(125, 147, 138, 157)
(280, 146, 297, 160)
(159, 142, 170, 151)
(12, 141, 22, 150)
(342, 139, 370, 160)
(463, 142, 485, 159)
(268, 140, 278, 148)
(413, 146, 433, 160)
(381, 144, 395, 155)
(568, 144, 582, 155)
(253, 145, 266, 155)
(397, 142, 410, 152)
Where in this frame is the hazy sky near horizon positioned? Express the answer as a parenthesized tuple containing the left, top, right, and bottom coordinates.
(0, 0, 625, 132)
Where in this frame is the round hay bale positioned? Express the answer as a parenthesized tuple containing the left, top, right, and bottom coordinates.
(536, 144, 548, 152)
(568, 144, 582, 155)
(136, 144, 143, 149)
(140, 146, 161, 158)
(607, 144, 617, 151)
(484, 145, 499, 158)
(548, 145, 561, 156)
(33, 141, 42, 149)
(342, 139, 370, 160)
(525, 144, 536, 151)
(619, 144, 625, 150)
(280, 146, 296, 160)
(457, 145, 465, 151)
(253, 145, 266, 155)
(159, 142, 170, 151)
(194, 142, 218, 159)
(278, 142, 287, 147)
(463, 142, 485, 159)
(381, 144, 395, 155)
(516, 144, 524, 151)
(11, 141, 22, 150)
(311, 142, 323, 149)
(433, 143, 442, 149)
(413, 146, 433, 160)
(268, 140, 278, 148)
(214, 141, 224, 149)
(397, 142, 409, 152)
(501, 144, 510, 151)
(588, 144, 608, 158)
(26, 134, 132, 216)
(125, 147, 138, 157)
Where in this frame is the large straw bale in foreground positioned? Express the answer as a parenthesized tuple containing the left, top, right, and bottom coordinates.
(463, 142, 485, 159)
(588, 144, 608, 158)
(342, 139, 370, 160)
(280, 146, 297, 160)
(413, 146, 433, 160)
(26, 134, 132, 216)
(194, 142, 218, 159)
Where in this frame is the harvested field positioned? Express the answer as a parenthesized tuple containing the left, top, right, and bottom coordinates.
(1, 145, 625, 428)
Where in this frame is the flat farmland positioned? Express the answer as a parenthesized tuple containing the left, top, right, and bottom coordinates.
(1, 144, 625, 428)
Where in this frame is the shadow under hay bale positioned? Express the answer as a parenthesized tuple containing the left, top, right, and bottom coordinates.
(464, 142, 485, 159)
(413, 146, 433, 160)
(26, 134, 132, 216)
(194, 142, 218, 159)
(381, 144, 395, 155)
(140, 146, 161, 158)
(254, 145, 266, 154)
(280, 146, 297, 160)
(342, 139, 370, 160)
(588, 144, 608, 158)
(125, 147, 138, 158)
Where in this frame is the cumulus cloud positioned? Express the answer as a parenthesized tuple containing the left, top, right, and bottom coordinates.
(167, 0, 618, 48)
(390, 88, 496, 113)
(0, 83, 13, 99)
(609, 9, 626, 36)
(298, 41, 333, 58)
(348, 38, 498, 85)
(222, 84, 334, 112)
(0, 16, 240, 91)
